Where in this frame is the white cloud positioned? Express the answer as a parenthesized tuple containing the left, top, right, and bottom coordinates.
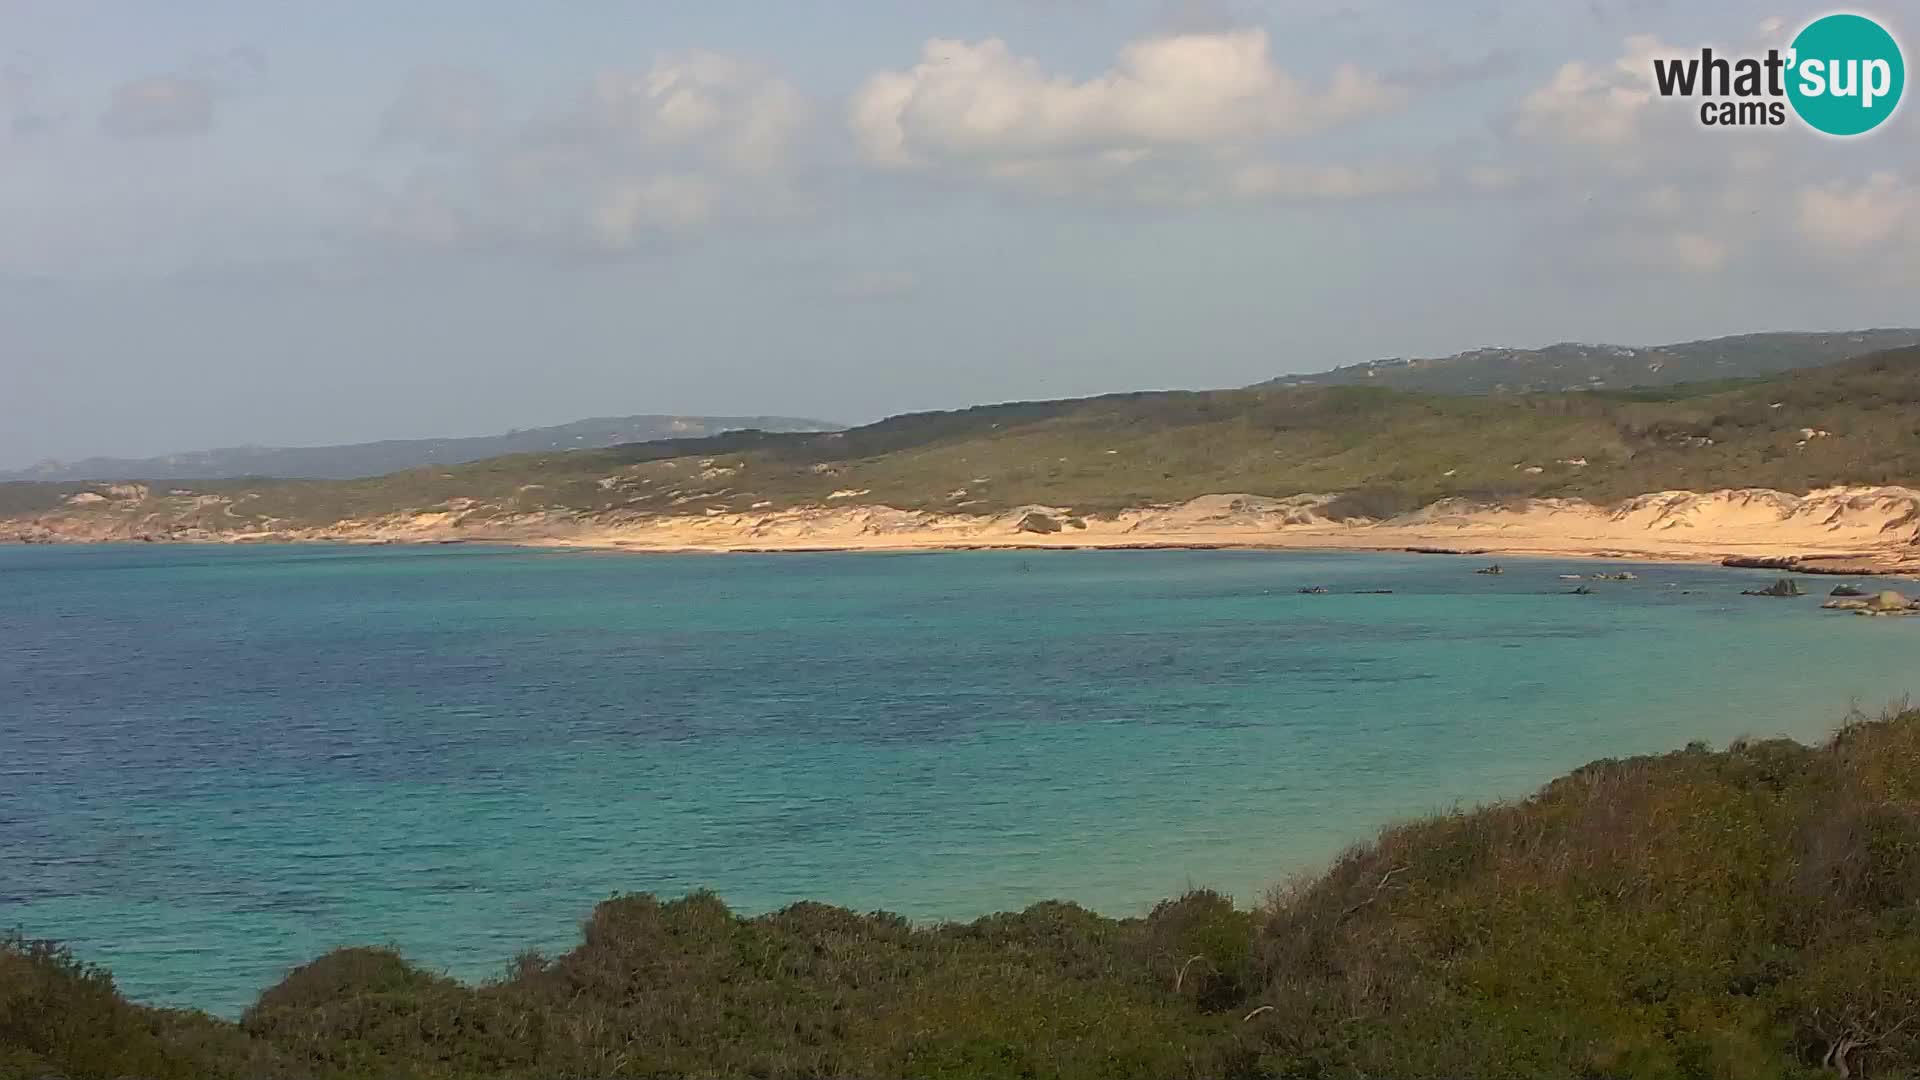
(1797, 172, 1918, 255)
(588, 174, 716, 248)
(849, 29, 1403, 197)
(372, 50, 813, 254)
(1513, 35, 1669, 146)
(571, 51, 807, 178)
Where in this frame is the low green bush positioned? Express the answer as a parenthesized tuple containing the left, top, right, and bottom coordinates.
(8, 709, 1920, 1078)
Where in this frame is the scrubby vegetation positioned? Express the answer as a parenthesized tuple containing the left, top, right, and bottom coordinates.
(8, 345, 1920, 538)
(8, 709, 1920, 1078)
(1257, 329, 1920, 395)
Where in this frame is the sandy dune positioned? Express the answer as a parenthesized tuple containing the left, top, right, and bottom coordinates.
(517, 486, 1920, 573)
(11, 486, 1920, 574)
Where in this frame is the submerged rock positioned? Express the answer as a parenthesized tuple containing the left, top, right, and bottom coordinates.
(1566, 586, 1595, 595)
(1298, 586, 1330, 595)
(1475, 564, 1504, 575)
(1830, 584, 1867, 597)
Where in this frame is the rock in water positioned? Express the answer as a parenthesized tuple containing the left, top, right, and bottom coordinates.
(1832, 591, 1920, 615)
(1741, 578, 1805, 598)
(1830, 584, 1867, 597)
(1475, 564, 1504, 575)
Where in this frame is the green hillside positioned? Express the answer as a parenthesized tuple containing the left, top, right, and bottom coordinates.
(7, 707, 1920, 1079)
(1258, 329, 1920, 395)
(6, 345, 1920, 536)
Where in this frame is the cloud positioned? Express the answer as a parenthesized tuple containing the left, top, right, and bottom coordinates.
(588, 174, 717, 243)
(563, 51, 808, 177)
(98, 50, 263, 140)
(1512, 35, 1668, 146)
(537, 51, 812, 251)
(370, 50, 814, 255)
(101, 75, 217, 138)
(849, 29, 1404, 195)
(1797, 172, 1918, 256)
(1228, 162, 1429, 200)
(380, 67, 506, 152)
(1666, 231, 1727, 272)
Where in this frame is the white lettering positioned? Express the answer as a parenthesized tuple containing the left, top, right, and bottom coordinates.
(1863, 58, 1892, 108)
(1800, 57, 1827, 96)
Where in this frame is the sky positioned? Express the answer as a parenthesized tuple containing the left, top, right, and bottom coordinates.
(1, 0, 1916, 468)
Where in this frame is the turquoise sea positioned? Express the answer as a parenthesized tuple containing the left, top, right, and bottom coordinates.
(2, 543, 1916, 1016)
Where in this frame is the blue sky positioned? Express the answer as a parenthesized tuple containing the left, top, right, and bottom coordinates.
(1, 0, 1915, 467)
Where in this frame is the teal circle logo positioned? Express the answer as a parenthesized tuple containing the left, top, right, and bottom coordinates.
(1787, 14, 1905, 136)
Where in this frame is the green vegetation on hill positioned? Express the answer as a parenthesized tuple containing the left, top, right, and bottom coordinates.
(1259, 329, 1920, 395)
(7, 345, 1920, 536)
(7, 709, 1920, 1079)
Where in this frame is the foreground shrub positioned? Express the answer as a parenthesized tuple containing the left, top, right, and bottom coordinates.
(7, 710, 1920, 1078)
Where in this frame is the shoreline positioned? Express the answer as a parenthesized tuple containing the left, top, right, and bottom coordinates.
(9, 484, 1920, 575)
(12, 529, 1918, 580)
(520, 532, 1909, 572)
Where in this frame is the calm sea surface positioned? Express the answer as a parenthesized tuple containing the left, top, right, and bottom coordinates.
(3, 543, 1915, 1015)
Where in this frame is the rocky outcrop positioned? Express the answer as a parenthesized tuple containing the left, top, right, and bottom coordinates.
(1722, 555, 1904, 576)
(1822, 590, 1919, 615)
(1742, 578, 1805, 597)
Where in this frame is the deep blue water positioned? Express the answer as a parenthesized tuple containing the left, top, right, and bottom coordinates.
(2, 543, 1915, 1015)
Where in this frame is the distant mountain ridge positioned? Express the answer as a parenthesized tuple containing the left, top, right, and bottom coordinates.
(3, 415, 844, 482)
(1257, 329, 1920, 395)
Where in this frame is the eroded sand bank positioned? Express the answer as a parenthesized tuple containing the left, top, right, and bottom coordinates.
(517, 487, 1920, 574)
(12, 486, 1920, 573)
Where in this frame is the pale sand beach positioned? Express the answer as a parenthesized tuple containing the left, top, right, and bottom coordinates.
(464, 486, 1920, 573)
(13, 485, 1920, 574)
